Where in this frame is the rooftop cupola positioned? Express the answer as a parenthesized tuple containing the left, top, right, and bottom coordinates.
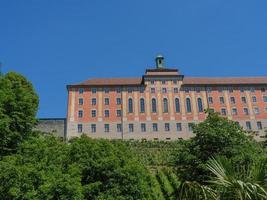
(155, 54, 164, 69)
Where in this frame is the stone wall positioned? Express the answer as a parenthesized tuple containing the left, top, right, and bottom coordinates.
(35, 118, 66, 139)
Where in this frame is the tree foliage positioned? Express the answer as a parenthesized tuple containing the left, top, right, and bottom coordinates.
(0, 72, 39, 156)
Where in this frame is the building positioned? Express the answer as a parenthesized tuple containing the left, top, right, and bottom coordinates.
(66, 55, 267, 141)
(35, 118, 66, 139)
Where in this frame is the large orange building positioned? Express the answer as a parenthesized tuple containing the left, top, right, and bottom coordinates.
(66, 55, 267, 141)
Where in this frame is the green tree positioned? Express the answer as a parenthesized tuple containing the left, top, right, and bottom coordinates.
(0, 72, 39, 157)
(176, 111, 264, 183)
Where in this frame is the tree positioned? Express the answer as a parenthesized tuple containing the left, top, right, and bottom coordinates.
(0, 72, 39, 157)
(176, 111, 264, 183)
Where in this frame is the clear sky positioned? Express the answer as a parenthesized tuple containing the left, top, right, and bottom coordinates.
(1, 0, 267, 118)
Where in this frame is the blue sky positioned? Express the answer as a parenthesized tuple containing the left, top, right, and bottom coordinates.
(1, 0, 267, 118)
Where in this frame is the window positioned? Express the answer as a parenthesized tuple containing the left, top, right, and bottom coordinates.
(92, 88, 97, 93)
(230, 97, 235, 104)
(263, 96, 267, 102)
(78, 110, 83, 118)
(104, 124, 109, 132)
(78, 124, 83, 133)
(174, 88, 178, 93)
(229, 88, 233, 93)
(162, 88, 167, 93)
(116, 88, 121, 93)
(197, 98, 203, 112)
(207, 87, 212, 93)
(117, 124, 122, 132)
(250, 87, 255, 93)
(140, 87, 145, 93)
(141, 123, 146, 132)
(257, 121, 263, 130)
(104, 98, 109, 105)
(254, 107, 260, 115)
(244, 108, 249, 115)
(152, 98, 157, 113)
(150, 80, 154, 85)
(196, 88, 201, 93)
(232, 108, 238, 115)
(116, 110, 121, 117)
(218, 88, 223, 93)
(186, 98, 192, 113)
(152, 123, 158, 132)
(173, 80, 177, 84)
(176, 123, 182, 131)
(265, 107, 267, 113)
(246, 121, 252, 130)
(116, 98, 121, 105)
(162, 80, 166, 84)
(91, 110, 97, 117)
(104, 110, 109, 117)
(252, 96, 257, 103)
(188, 123, 194, 131)
(163, 98, 168, 113)
(91, 124, 96, 133)
(221, 108, 227, 116)
(128, 88, 133, 93)
(92, 98, 97, 105)
(79, 88, 84, 94)
(164, 123, 170, 131)
(240, 88, 245, 93)
(175, 98, 180, 113)
(220, 97, 225, 104)
(128, 98, 133, 113)
(261, 88, 266, 92)
(151, 88, 155, 93)
(241, 97, 247, 104)
(185, 87, 190, 93)
(208, 97, 213, 104)
(104, 88, 109, 93)
(129, 124, 134, 132)
(78, 98, 83, 105)
(140, 98, 145, 113)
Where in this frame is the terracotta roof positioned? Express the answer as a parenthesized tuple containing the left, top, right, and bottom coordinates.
(183, 77, 267, 85)
(68, 76, 267, 88)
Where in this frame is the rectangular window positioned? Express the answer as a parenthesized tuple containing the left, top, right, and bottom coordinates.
(261, 88, 266, 92)
(252, 96, 257, 103)
(221, 108, 227, 116)
(104, 88, 109, 93)
(257, 121, 263, 130)
(229, 88, 233, 93)
(78, 98, 83, 105)
(244, 108, 249, 115)
(232, 108, 238, 115)
(139, 87, 145, 93)
(104, 110, 109, 117)
(91, 110, 97, 117)
(92, 98, 97, 105)
(185, 87, 190, 93)
(92, 88, 97, 93)
(196, 88, 201, 93)
(151, 88, 155, 93)
(152, 123, 158, 132)
(78, 110, 83, 118)
(162, 80, 166, 84)
(219, 97, 225, 104)
(263, 96, 267, 102)
(208, 97, 213, 104)
(176, 123, 182, 131)
(162, 88, 167, 93)
(207, 87, 212, 93)
(246, 121, 252, 130)
(218, 88, 223, 93)
(164, 123, 170, 132)
(241, 97, 247, 104)
(174, 88, 178, 93)
(116, 98, 121, 105)
(150, 80, 155, 85)
(230, 97, 236, 104)
(79, 88, 84, 94)
(141, 123, 146, 132)
(129, 124, 134, 132)
(104, 124, 109, 132)
(91, 124, 96, 133)
(117, 124, 122, 132)
(116, 110, 122, 117)
(116, 88, 121, 93)
(188, 123, 194, 131)
(250, 87, 255, 93)
(104, 98, 109, 105)
(254, 107, 260, 115)
(128, 88, 133, 93)
(173, 80, 177, 84)
(78, 124, 83, 133)
(240, 88, 245, 93)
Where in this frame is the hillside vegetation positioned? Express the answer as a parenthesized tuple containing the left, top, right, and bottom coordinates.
(1, 72, 267, 199)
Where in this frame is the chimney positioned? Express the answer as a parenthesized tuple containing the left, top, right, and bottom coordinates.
(155, 54, 164, 69)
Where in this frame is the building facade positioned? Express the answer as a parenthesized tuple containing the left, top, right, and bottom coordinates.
(67, 55, 267, 141)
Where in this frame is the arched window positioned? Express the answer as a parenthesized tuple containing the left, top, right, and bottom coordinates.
(140, 98, 145, 113)
(128, 98, 133, 113)
(197, 98, 203, 112)
(152, 98, 157, 113)
(186, 98, 191, 113)
(175, 98, 180, 113)
(163, 98, 168, 113)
